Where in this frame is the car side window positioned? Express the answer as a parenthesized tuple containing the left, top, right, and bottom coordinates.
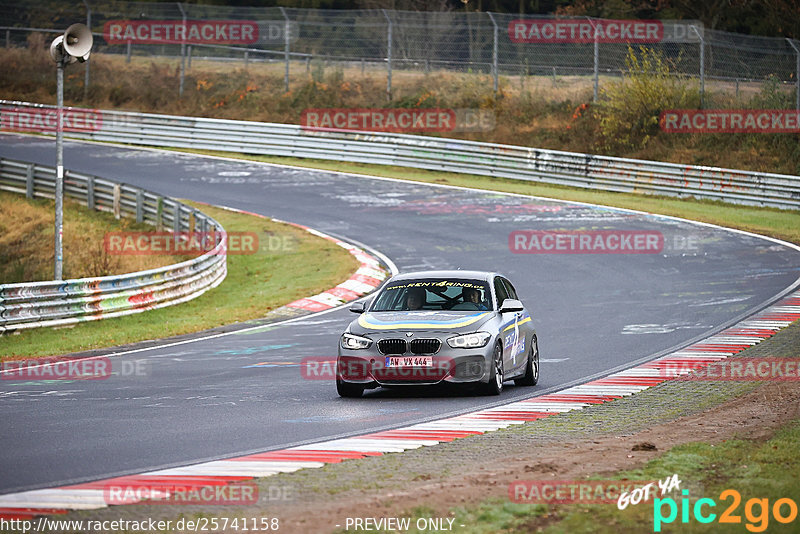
(494, 277, 509, 308)
(501, 278, 518, 300)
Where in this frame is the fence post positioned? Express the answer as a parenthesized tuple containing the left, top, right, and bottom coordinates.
(787, 39, 800, 111)
(592, 18, 599, 102)
(382, 9, 392, 101)
(82, 0, 91, 100)
(177, 2, 186, 98)
(187, 45, 192, 69)
(5, 29, 9, 48)
(690, 25, 704, 108)
(126, 40, 131, 63)
(244, 50, 248, 68)
(487, 12, 499, 98)
(280, 7, 290, 93)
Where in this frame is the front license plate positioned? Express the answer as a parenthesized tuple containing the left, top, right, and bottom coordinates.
(386, 356, 433, 367)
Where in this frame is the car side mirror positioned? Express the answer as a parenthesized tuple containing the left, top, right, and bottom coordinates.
(349, 301, 366, 314)
(499, 299, 523, 313)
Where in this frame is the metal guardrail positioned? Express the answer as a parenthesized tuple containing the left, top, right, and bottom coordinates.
(0, 156, 227, 333)
(1, 100, 799, 210)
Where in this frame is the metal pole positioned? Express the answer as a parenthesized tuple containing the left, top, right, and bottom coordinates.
(487, 12, 498, 97)
(126, 40, 131, 63)
(382, 9, 392, 101)
(691, 25, 704, 108)
(83, 0, 90, 100)
(177, 2, 186, 98)
(787, 38, 800, 111)
(280, 7, 290, 93)
(187, 44, 192, 68)
(55, 62, 64, 280)
(592, 18, 599, 102)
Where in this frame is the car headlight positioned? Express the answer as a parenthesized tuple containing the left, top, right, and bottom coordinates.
(341, 333, 372, 350)
(447, 332, 491, 349)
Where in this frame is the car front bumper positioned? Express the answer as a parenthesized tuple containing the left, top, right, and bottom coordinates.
(337, 335, 496, 387)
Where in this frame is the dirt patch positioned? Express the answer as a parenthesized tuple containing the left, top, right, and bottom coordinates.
(273, 379, 800, 533)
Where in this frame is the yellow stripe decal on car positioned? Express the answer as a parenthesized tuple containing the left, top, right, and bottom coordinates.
(502, 316, 531, 332)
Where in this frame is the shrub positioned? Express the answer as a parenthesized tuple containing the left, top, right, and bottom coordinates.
(593, 46, 700, 152)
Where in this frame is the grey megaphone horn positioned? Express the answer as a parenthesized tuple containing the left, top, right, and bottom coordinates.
(49, 23, 93, 64)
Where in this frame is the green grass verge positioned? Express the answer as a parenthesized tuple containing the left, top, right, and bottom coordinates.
(374, 420, 800, 534)
(0, 201, 358, 359)
(169, 150, 800, 246)
(525, 420, 800, 534)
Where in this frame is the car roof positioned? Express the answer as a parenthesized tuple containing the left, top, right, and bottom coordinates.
(388, 270, 499, 283)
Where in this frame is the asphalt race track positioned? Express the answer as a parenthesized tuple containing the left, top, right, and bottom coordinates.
(1, 134, 798, 494)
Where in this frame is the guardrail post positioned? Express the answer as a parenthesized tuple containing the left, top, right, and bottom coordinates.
(173, 203, 182, 235)
(156, 197, 163, 231)
(113, 184, 121, 219)
(87, 175, 95, 210)
(787, 39, 800, 111)
(279, 7, 290, 93)
(26, 163, 34, 199)
(135, 189, 143, 223)
(487, 12, 499, 98)
(382, 9, 392, 101)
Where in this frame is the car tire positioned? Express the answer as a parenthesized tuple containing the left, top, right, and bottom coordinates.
(337, 377, 365, 398)
(482, 343, 504, 396)
(515, 336, 539, 386)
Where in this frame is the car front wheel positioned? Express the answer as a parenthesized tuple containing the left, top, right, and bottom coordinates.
(482, 343, 504, 396)
(337, 377, 365, 398)
(515, 336, 539, 386)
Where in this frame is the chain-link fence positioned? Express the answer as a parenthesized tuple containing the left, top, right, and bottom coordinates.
(1, 1, 798, 108)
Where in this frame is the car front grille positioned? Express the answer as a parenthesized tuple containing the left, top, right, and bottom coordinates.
(378, 339, 406, 355)
(409, 338, 441, 355)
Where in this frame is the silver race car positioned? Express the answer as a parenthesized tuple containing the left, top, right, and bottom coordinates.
(336, 270, 539, 397)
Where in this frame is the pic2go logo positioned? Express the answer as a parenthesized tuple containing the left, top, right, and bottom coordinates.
(653, 489, 798, 532)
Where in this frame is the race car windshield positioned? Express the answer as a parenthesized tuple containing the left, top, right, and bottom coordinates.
(370, 279, 492, 312)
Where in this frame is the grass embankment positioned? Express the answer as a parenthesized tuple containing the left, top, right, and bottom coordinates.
(393, 421, 800, 533)
(1, 38, 798, 175)
(0, 198, 358, 359)
(0, 190, 179, 282)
